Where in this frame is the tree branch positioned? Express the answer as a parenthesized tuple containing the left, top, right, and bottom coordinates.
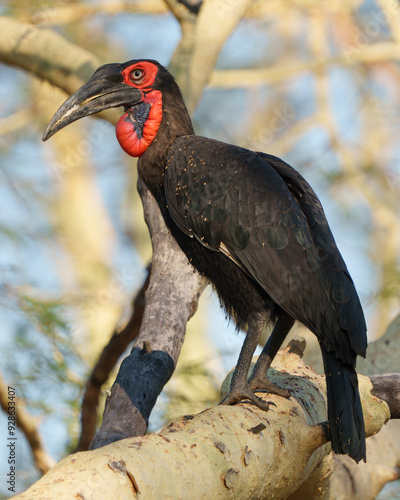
(12, 349, 394, 499)
(0, 372, 55, 475)
(0, 16, 98, 95)
(186, 0, 253, 112)
(289, 420, 400, 500)
(0, 16, 119, 125)
(74, 269, 150, 452)
(208, 41, 400, 89)
(90, 179, 206, 449)
(30, 1, 168, 26)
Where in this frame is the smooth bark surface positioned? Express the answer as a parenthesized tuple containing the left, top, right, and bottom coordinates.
(13, 350, 392, 500)
(91, 179, 206, 448)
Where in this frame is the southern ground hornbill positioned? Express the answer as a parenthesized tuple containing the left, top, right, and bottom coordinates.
(43, 59, 367, 462)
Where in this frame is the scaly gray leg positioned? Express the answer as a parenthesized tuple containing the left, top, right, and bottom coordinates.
(220, 312, 270, 410)
(248, 313, 295, 397)
(220, 312, 294, 411)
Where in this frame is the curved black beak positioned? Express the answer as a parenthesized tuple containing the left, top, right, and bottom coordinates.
(42, 63, 143, 141)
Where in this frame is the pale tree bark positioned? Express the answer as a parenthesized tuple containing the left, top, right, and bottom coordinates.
(12, 349, 398, 499)
(162, 292, 221, 420)
(288, 420, 400, 500)
(121, 147, 218, 425)
(187, 0, 253, 112)
(0, 17, 98, 97)
(90, 180, 206, 448)
(167, 0, 253, 111)
(28, 0, 169, 26)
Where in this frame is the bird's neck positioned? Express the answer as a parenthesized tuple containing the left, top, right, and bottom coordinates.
(137, 89, 194, 198)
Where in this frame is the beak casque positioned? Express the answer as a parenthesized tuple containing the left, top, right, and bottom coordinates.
(42, 63, 143, 141)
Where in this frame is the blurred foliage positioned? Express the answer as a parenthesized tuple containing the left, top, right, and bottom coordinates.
(4, 288, 86, 409)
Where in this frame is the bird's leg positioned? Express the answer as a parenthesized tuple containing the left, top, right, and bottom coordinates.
(247, 313, 295, 398)
(220, 311, 272, 410)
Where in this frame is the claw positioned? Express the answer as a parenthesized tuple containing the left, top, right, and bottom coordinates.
(247, 374, 291, 399)
(220, 385, 272, 412)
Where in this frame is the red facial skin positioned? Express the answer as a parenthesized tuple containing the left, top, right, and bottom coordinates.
(115, 62, 162, 157)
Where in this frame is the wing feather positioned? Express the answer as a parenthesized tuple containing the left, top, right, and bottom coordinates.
(165, 136, 367, 362)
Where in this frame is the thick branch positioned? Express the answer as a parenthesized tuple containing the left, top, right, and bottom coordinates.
(186, 0, 252, 111)
(0, 16, 98, 95)
(289, 420, 400, 500)
(30, 1, 168, 26)
(13, 350, 393, 500)
(0, 16, 119, 124)
(90, 179, 206, 449)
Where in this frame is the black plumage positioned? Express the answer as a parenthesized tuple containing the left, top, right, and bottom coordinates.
(43, 59, 368, 462)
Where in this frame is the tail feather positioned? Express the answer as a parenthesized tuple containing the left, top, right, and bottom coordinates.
(322, 350, 366, 463)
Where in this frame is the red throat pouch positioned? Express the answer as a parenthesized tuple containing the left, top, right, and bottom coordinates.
(116, 90, 162, 157)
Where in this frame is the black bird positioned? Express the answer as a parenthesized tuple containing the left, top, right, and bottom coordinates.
(43, 59, 367, 462)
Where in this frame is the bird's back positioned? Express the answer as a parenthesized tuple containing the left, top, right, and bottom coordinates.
(165, 135, 367, 363)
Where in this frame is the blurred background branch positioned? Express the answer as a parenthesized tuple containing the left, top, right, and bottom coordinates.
(0, 371, 55, 475)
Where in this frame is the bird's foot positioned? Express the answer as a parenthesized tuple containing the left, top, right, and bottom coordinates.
(248, 372, 291, 399)
(219, 383, 273, 412)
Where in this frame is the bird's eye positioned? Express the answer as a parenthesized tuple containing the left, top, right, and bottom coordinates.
(130, 69, 144, 82)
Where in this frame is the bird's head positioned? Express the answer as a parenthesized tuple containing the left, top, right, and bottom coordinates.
(42, 59, 184, 157)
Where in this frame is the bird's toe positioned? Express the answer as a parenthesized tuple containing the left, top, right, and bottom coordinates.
(220, 386, 272, 412)
(248, 374, 291, 399)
